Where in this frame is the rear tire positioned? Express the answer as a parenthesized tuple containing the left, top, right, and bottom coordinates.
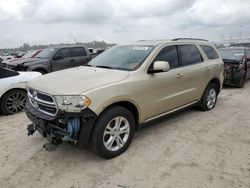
(0, 89, 27, 115)
(91, 106, 135, 159)
(238, 74, 246, 88)
(199, 83, 218, 111)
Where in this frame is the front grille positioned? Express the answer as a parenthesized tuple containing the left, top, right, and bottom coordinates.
(37, 92, 54, 102)
(28, 88, 58, 116)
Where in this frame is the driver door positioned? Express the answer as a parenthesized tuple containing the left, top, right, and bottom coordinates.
(51, 48, 72, 71)
(140, 45, 189, 120)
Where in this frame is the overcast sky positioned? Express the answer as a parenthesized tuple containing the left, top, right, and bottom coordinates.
(0, 0, 249, 48)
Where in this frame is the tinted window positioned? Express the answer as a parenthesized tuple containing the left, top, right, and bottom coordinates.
(71, 47, 87, 57)
(200, 45, 219, 59)
(179, 45, 203, 66)
(246, 49, 250, 57)
(219, 49, 245, 61)
(154, 46, 179, 68)
(55, 48, 71, 58)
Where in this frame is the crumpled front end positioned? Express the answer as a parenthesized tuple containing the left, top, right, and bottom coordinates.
(26, 95, 97, 150)
(223, 62, 246, 86)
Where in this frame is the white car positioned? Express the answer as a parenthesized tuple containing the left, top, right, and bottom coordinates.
(0, 55, 15, 63)
(0, 68, 41, 115)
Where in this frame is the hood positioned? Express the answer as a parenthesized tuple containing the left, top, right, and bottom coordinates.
(28, 66, 129, 95)
(6, 58, 48, 66)
(18, 71, 42, 82)
(8, 58, 34, 64)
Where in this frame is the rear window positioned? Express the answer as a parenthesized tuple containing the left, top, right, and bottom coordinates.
(70, 47, 87, 57)
(178, 45, 203, 66)
(200, 45, 219, 59)
(219, 49, 245, 61)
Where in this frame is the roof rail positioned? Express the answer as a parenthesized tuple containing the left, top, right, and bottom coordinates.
(172, 38, 208, 42)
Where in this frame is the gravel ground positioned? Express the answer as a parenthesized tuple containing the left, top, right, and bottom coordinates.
(0, 82, 250, 188)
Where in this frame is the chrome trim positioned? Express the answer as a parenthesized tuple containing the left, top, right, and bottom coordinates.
(28, 89, 58, 116)
(144, 101, 198, 123)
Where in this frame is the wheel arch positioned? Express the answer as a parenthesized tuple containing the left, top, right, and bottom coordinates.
(207, 77, 221, 94)
(97, 100, 140, 129)
(32, 68, 48, 74)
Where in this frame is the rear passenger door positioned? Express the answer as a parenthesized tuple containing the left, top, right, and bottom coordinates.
(70, 47, 90, 67)
(51, 48, 72, 71)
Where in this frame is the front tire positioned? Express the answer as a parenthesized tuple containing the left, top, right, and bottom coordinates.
(0, 89, 27, 115)
(91, 106, 135, 159)
(199, 83, 218, 111)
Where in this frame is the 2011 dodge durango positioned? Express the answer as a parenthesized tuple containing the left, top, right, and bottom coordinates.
(25, 39, 224, 158)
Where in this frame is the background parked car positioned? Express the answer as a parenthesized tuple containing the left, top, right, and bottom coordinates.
(0, 67, 41, 115)
(219, 47, 250, 87)
(4, 46, 91, 74)
(0, 49, 42, 68)
(229, 42, 250, 48)
(0, 55, 15, 63)
(22, 49, 43, 58)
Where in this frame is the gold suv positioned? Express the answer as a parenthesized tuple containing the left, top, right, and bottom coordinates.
(26, 38, 224, 158)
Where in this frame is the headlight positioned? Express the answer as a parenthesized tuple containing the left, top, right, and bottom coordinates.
(54, 95, 91, 112)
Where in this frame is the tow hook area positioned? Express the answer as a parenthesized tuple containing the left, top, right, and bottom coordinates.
(26, 117, 81, 152)
(27, 123, 36, 136)
(43, 142, 60, 151)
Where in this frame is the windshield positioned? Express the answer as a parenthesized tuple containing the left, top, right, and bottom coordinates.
(88, 45, 155, 71)
(219, 49, 245, 61)
(23, 50, 38, 58)
(36, 48, 55, 59)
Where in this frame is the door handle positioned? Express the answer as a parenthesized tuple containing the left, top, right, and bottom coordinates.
(71, 59, 75, 63)
(176, 73, 183, 78)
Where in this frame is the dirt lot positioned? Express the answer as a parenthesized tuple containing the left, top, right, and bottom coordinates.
(0, 82, 250, 188)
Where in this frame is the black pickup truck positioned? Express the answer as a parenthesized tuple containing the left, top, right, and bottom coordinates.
(3, 46, 91, 74)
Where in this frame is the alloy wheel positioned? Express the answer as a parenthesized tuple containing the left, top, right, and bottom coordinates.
(206, 88, 217, 109)
(103, 116, 130, 152)
(5, 91, 26, 114)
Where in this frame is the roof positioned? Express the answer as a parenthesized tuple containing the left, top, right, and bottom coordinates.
(121, 38, 210, 47)
(45, 45, 86, 49)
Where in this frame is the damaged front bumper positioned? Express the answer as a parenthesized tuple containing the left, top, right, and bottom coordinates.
(25, 99, 97, 148)
(224, 69, 246, 86)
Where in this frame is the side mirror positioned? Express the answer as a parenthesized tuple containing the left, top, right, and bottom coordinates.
(52, 55, 63, 61)
(148, 61, 170, 74)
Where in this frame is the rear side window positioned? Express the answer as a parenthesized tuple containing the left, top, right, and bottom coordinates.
(70, 47, 87, 57)
(154, 45, 179, 68)
(200, 45, 219, 59)
(178, 45, 203, 66)
(56, 48, 71, 58)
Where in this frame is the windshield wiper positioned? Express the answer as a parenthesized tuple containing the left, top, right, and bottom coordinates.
(95, 65, 113, 69)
